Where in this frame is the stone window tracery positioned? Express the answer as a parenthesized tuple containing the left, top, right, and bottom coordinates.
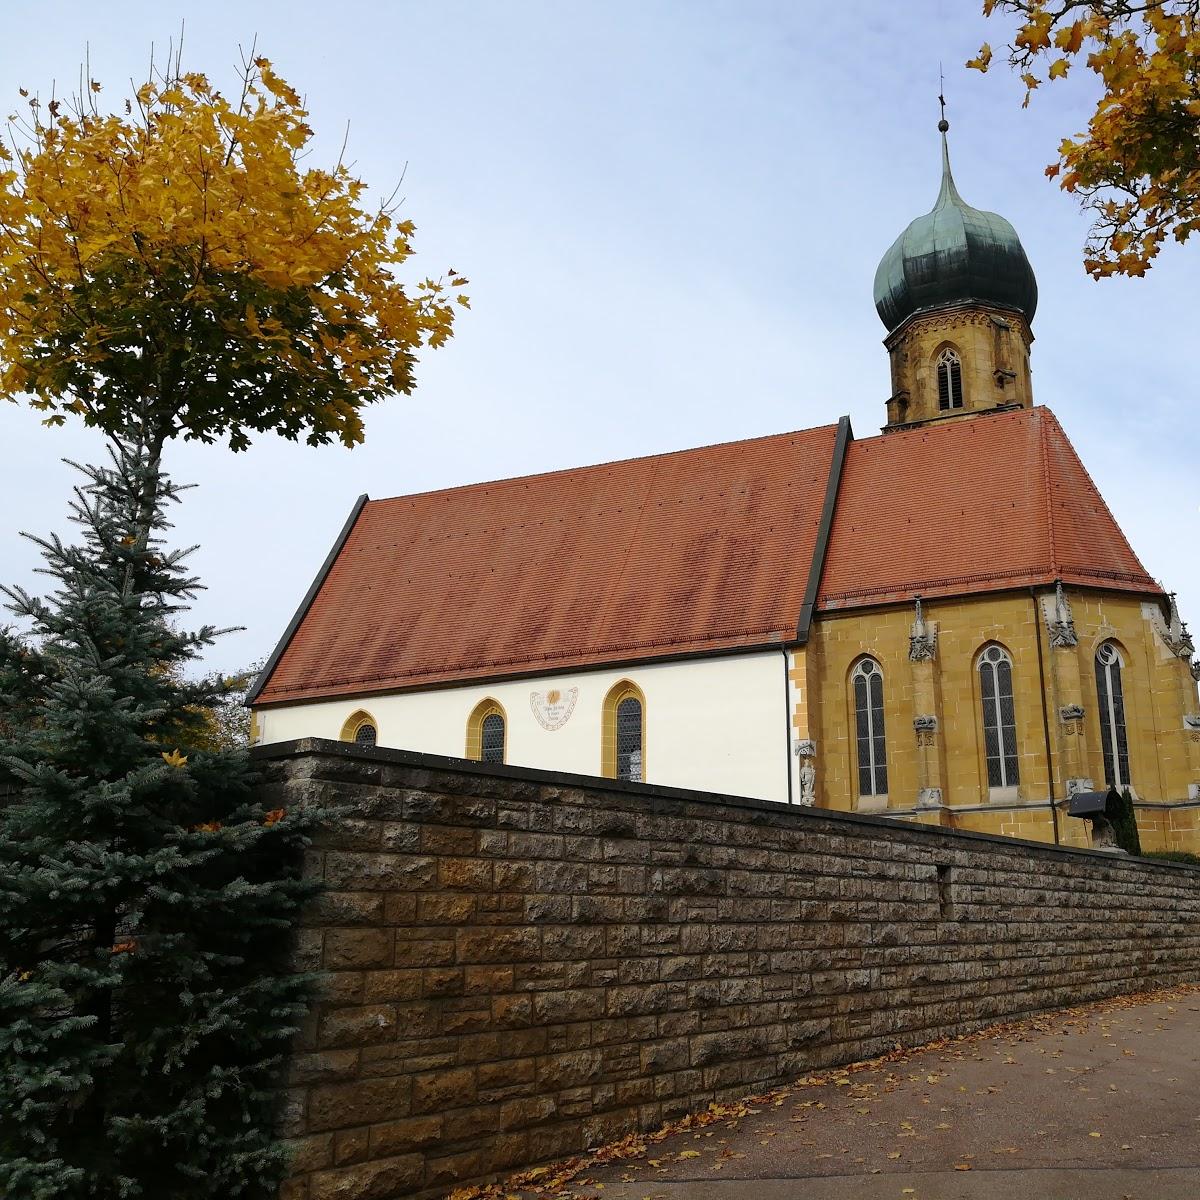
(978, 645, 1019, 790)
(852, 658, 888, 797)
(936, 347, 964, 411)
(1095, 642, 1131, 789)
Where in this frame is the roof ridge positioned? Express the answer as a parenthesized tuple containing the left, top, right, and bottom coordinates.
(366, 423, 841, 507)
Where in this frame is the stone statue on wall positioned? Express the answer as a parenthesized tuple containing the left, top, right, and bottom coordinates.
(798, 759, 816, 806)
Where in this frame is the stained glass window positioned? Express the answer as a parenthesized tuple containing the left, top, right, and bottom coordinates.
(354, 722, 377, 747)
(616, 696, 643, 782)
(852, 658, 888, 796)
(979, 645, 1018, 789)
(1096, 642, 1131, 789)
(481, 712, 505, 763)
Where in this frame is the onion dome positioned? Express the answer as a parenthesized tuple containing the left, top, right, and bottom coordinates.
(873, 123, 1038, 333)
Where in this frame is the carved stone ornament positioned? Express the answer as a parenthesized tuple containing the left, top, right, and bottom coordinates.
(1184, 714, 1200, 731)
(917, 787, 943, 808)
(908, 595, 937, 662)
(1065, 776, 1095, 798)
(1059, 704, 1085, 722)
(1163, 593, 1196, 660)
(913, 714, 938, 732)
(1192, 660, 1200, 683)
(794, 739, 816, 758)
(1045, 580, 1077, 648)
(886, 306, 1031, 351)
(798, 759, 817, 807)
(529, 687, 579, 731)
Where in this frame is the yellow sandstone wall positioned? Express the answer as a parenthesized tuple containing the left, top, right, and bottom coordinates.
(884, 302, 1033, 428)
(802, 587, 1200, 854)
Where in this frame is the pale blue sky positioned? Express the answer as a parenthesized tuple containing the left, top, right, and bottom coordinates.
(1, 1, 1196, 675)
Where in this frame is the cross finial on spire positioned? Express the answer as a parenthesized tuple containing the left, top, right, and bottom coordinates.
(938, 63, 949, 132)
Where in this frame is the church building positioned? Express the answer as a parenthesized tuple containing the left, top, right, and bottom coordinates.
(249, 124, 1200, 853)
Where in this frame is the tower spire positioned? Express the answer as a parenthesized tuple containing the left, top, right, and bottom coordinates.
(935, 70, 963, 208)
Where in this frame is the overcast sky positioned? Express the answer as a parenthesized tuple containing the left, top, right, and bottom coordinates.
(1, 0, 1196, 677)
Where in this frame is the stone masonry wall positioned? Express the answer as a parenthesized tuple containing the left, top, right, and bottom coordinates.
(256, 739, 1200, 1200)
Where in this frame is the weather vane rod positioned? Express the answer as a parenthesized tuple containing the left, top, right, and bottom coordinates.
(938, 62, 949, 131)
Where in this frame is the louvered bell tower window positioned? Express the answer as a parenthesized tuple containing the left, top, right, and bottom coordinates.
(978, 645, 1018, 790)
(936, 348, 964, 411)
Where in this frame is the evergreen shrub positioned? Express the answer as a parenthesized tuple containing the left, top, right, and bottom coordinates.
(0, 445, 321, 1199)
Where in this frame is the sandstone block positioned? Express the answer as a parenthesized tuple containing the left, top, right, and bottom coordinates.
(324, 929, 393, 971)
(308, 1155, 422, 1200)
(411, 1066, 477, 1114)
(308, 1076, 411, 1133)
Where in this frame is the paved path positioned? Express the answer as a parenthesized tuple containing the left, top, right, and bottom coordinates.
(505, 988, 1200, 1200)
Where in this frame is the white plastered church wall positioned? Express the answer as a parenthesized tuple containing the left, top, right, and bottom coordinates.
(256, 649, 794, 804)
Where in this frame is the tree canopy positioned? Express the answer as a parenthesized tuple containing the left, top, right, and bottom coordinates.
(0, 53, 467, 454)
(972, 1, 1200, 278)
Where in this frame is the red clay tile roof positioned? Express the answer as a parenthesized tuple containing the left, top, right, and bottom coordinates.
(816, 406, 1160, 610)
(254, 425, 842, 704)
(253, 406, 1161, 705)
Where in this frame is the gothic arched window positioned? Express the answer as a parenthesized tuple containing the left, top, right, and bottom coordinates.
(852, 658, 888, 797)
(602, 681, 645, 782)
(341, 710, 378, 747)
(1095, 642, 1131, 789)
(978, 645, 1019, 790)
(936, 347, 964, 411)
(466, 699, 507, 764)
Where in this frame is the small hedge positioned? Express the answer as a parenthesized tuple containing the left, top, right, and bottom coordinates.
(1144, 850, 1200, 866)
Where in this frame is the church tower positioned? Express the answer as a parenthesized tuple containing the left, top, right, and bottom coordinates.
(874, 119, 1038, 431)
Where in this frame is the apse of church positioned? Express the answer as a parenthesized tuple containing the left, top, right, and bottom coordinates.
(794, 591, 1200, 848)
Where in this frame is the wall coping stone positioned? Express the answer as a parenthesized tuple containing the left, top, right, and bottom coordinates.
(252, 737, 1200, 875)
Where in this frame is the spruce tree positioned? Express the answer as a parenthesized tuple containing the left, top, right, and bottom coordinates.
(0, 442, 319, 1199)
(1119, 787, 1143, 857)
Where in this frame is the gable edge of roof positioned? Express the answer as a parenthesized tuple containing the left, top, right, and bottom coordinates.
(246, 493, 370, 707)
(796, 414, 854, 642)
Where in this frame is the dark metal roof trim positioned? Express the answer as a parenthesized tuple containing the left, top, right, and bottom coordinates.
(796, 414, 852, 642)
(244, 493, 369, 707)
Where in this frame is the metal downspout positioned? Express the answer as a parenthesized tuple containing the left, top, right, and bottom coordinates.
(1032, 587, 1060, 844)
(782, 646, 794, 806)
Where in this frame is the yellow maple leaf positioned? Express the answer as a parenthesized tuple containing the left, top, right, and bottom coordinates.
(161, 748, 188, 768)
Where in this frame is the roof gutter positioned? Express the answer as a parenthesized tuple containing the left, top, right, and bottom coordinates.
(796, 414, 852, 642)
(245, 493, 370, 707)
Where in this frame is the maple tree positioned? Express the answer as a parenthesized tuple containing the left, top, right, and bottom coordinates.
(971, 1, 1200, 277)
(0, 50, 466, 467)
